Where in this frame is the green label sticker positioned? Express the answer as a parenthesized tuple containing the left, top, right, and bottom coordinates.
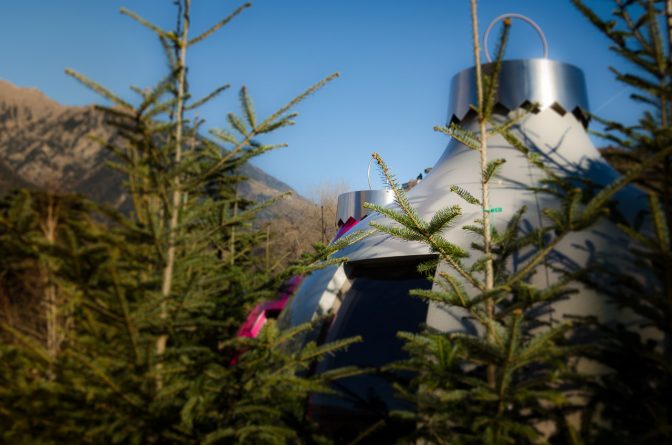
(490, 207, 502, 213)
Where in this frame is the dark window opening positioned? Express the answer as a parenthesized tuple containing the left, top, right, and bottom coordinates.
(309, 256, 435, 441)
(265, 309, 281, 319)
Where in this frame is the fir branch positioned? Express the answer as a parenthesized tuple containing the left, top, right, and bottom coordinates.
(483, 159, 506, 183)
(646, 0, 667, 75)
(209, 128, 238, 145)
(630, 92, 660, 107)
(494, 205, 526, 247)
(239, 86, 257, 130)
(368, 221, 427, 241)
(322, 228, 374, 256)
(0, 322, 54, 365)
(483, 18, 511, 119)
(188, 3, 251, 46)
(616, 0, 652, 51)
(616, 222, 652, 245)
(439, 271, 471, 307)
(615, 71, 665, 96)
(504, 235, 563, 288)
(463, 223, 484, 237)
(159, 34, 178, 70)
(65, 349, 145, 410)
(258, 73, 340, 132)
(448, 332, 501, 364)
(202, 429, 236, 445)
(371, 152, 482, 290)
(432, 236, 470, 259)
(427, 205, 462, 235)
(347, 419, 387, 445)
(297, 336, 363, 362)
(256, 113, 298, 134)
(317, 365, 370, 382)
(511, 323, 571, 370)
(572, 0, 624, 47)
(120, 8, 174, 41)
(202, 74, 338, 180)
(133, 74, 175, 115)
(649, 192, 670, 251)
(109, 265, 141, 365)
(410, 288, 464, 306)
(185, 84, 230, 111)
(450, 185, 481, 206)
(497, 310, 523, 415)
(580, 142, 672, 224)
(494, 125, 558, 178)
(417, 257, 440, 276)
(434, 122, 481, 150)
(369, 155, 424, 225)
(565, 187, 583, 230)
(65, 69, 134, 110)
(364, 202, 418, 229)
(227, 112, 248, 136)
(273, 320, 319, 346)
(464, 285, 511, 309)
(487, 109, 529, 136)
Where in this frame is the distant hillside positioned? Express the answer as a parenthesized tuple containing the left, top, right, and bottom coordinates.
(0, 79, 322, 260)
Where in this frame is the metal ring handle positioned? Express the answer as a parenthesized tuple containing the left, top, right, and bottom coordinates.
(367, 156, 374, 190)
(483, 13, 548, 63)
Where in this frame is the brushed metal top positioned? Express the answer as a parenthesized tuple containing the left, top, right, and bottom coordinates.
(336, 189, 395, 226)
(447, 59, 590, 127)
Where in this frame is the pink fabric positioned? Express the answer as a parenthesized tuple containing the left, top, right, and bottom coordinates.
(237, 215, 363, 341)
(333, 216, 359, 242)
(236, 275, 304, 339)
(236, 303, 266, 339)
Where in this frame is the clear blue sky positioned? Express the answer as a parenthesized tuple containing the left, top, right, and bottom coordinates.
(0, 0, 634, 198)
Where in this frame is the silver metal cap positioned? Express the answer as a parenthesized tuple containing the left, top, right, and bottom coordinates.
(447, 59, 590, 127)
(336, 189, 395, 226)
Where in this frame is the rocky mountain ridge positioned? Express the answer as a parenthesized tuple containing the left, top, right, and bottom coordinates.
(0, 80, 306, 204)
(0, 79, 321, 258)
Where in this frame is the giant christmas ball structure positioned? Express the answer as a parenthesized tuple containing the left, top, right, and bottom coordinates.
(278, 57, 647, 439)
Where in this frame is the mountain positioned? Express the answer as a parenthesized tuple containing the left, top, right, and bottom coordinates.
(0, 79, 322, 259)
(0, 80, 132, 204)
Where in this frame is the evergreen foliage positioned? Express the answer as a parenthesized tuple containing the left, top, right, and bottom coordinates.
(571, 1, 672, 443)
(362, 2, 672, 443)
(0, 1, 362, 443)
(2, 1, 670, 443)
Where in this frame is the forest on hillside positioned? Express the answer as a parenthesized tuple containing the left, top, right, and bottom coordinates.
(1, 1, 671, 444)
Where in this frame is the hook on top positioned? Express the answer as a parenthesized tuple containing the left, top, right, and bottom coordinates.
(483, 13, 548, 63)
(367, 156, 374, 190)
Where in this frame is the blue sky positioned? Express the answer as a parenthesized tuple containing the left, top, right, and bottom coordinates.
(0, 1, 634, 198)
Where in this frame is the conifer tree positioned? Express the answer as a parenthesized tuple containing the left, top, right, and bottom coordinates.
(571, 1, 672, 442)
(362, 1, 672, 443)
(0, 1, 365, 443)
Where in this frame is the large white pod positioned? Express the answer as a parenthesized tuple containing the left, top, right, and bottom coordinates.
(291, 59, 646, 438)
(331, 59, 645, 331)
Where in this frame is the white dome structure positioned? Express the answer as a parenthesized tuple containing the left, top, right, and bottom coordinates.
(280, 58, 647, 438)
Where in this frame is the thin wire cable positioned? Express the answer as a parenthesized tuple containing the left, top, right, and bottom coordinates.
(594, 87, 632, 113)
